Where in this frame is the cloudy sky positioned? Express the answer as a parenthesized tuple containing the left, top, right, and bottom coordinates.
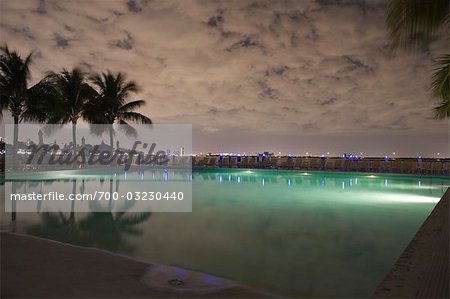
(0, 0, 448, 156)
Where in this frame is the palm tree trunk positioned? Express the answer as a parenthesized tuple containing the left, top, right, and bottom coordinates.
(11, 181, 17, 223)
(11, 116, 19, 223)
(72, 121, 77, 168)
(72, 121, 77, 151)
(109, 128, 114, 151)
(12, 116, 19, 169)
(108, 177, 113, 211)
(70, 180, 76, 222)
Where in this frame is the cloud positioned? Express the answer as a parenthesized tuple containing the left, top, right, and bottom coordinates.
(317, 97, 337, 106)
(126, 0, 143, 13)
(0, 0, 448, 155)
(54, 33, 70, 48)
(226, 36, 267, 55)
(110, 31, 134, 50)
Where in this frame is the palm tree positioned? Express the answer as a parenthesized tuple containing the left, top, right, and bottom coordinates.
(88, 71, 152, 149)
(386, 0, 449, 118)
(0, 45, 32, 124)
(40, 68, 97, 152)
(0, 45, 55, 174)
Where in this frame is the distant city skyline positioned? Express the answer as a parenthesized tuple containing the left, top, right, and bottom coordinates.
(0, 125, 446, 158)
(0, 0, 448, 157)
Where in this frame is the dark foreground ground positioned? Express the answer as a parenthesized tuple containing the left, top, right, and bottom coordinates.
(0, 232, 276, 298)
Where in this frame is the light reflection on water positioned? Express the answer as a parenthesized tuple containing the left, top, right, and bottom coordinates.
(1, 169, 448, 298)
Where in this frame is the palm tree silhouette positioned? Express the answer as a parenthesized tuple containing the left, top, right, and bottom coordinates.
(386, 0, 449, 118)
(0, 45, 54, 166)
(26, 212, 86, 246)
(40, 67, 98, 154)
(88, 71, 152, 149)
(79, 210, 151, 253)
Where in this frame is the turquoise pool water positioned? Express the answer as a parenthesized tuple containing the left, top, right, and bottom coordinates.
(1, 169, 448, 298)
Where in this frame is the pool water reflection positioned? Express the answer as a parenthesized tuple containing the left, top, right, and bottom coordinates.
(1, 169, 448, 298)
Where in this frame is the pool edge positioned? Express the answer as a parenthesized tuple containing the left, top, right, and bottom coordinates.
(372, 187, 449, 298)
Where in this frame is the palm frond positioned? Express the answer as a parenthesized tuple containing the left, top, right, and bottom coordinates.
(386, 0, 449, 52)
(433, 99, 450, 119)
(430, 54, 449, 119)
(118, 119, 137, 137)
(431, 54, 450, 100)
(88, 123, 113, 137)
(118, 99, 146, 112)
(119, 111, 152, 124)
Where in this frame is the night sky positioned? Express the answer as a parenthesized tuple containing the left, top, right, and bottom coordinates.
(0, 0, 448, 157)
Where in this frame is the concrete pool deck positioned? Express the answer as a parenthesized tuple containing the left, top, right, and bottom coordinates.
(1, 232, 278, 298)
(373, 187, 449, 298)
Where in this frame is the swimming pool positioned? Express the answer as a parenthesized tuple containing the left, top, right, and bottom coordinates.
(1, 169, 448, 298)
